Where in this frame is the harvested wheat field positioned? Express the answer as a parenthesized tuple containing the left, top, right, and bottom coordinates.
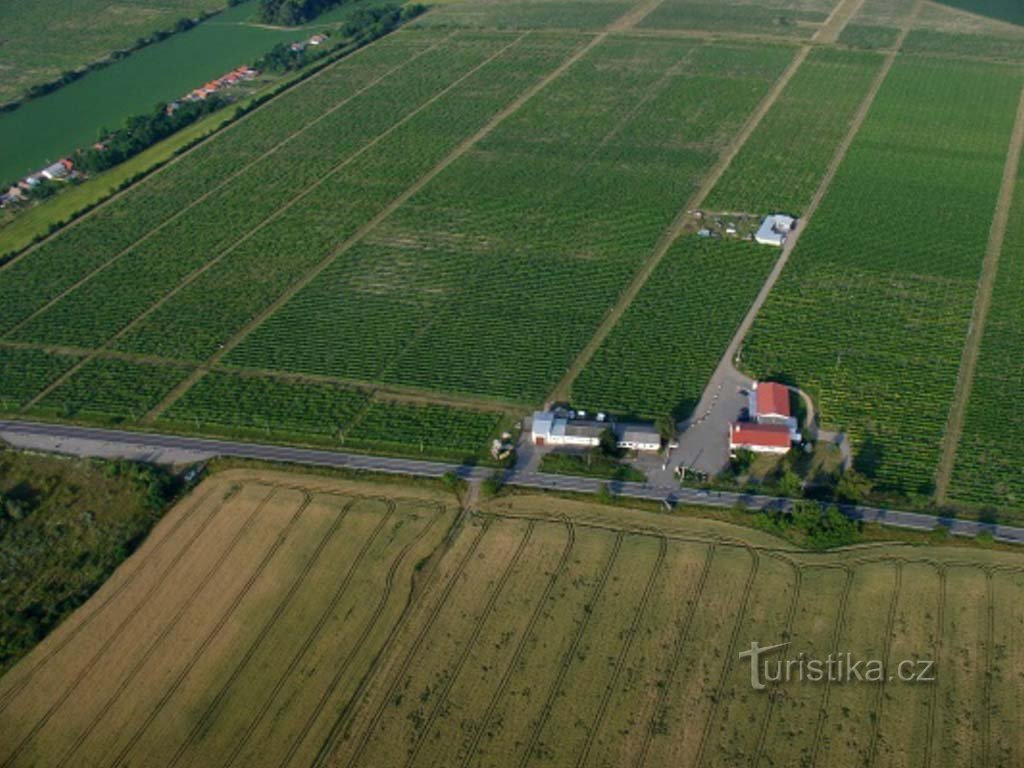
(1, 470, 1022, 768)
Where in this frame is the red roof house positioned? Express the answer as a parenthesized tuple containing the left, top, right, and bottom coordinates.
(729, 422, 793, 455)
(754, 382, 790, 419)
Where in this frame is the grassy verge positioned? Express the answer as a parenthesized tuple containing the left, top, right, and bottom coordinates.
(539, 451, 647, 483)
(0, 449, 181, 675)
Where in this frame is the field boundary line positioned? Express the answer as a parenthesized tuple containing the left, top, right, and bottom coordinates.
(52, 491, 313, 768)
(144, 17, 628, 423)
(866, 562, 904, 768)
(333, 518, 493, 768)
(636, 542, 716, 767)
(516, 531, 624, 768)
(219, 500, 399, 768)
(751, 560, 804, 768)
(934, 86, 1024, 502)
(1, 35, 454, 337)
(277, 504, 446, 768)
(0, 480, 223, 713)
(0, 484, 280, 768)
(21, 33, 530, 413)
(402, 521, 536, 768)
(982, 570, 995, 767)
(0, 28, 422, 276)
(813, 0, 868, 43)
(808, 567, 855, 765)
(693, 548, 761, 768)
(922, 566, 947, 768)
(547, 43, 811, 404)
(575, 535, 667, 768)
(116, 495, 367, 768)
(457, 518, 575, 768)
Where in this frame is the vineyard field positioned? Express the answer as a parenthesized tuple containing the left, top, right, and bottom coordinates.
(637, 0, 835, 36)
(160, 371, 372, 441)
(109, 33, 585, 363)
(31, 358, 192, 424)
(572, 237, 776, 421)
(158, 371, 507, 460)
(0, 31, 446, 336)
(228, 39, 796, 403)
(837, 23, 901, 49)
(949, 163, 1024, 510)
(0, 348, 80, 412)
(415, 0, 633, 30)
(2, 471, 1021, 768)
(7, 33, 534, 350)
(740, 57, 1024, 498)
(705, 47, 884, 216)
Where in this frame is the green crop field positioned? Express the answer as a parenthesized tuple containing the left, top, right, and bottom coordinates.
(705, 47, 883, 216)
(572, 237, 776, 420)
(740, 57, 1024, 499)
(227, 39, 794, 403)
(2, 472, 1022, 768)
(3, 0, 1024, 515)
(949, 164, 1024, 509)
(0, 0, 221, 104)
(637, 0, 837, 37)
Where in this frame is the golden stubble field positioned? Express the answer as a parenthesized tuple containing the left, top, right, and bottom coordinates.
(1, 469, 1022, 768)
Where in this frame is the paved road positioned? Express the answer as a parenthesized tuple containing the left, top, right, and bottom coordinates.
(2, 419, 1023, 544)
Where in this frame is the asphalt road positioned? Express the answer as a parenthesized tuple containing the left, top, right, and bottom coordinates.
(2, 419, 1022, 544)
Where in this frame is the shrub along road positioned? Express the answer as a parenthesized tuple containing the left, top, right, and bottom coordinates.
(1, 419, 1021, 544)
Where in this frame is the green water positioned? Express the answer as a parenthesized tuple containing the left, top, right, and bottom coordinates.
(0, 2, 309, 185)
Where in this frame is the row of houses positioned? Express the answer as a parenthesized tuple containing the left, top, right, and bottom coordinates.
(531, 410, 662, 452)
(729, 381, 801, 455)
(170, 64, 260, 111)
(1, 158, 74, 207)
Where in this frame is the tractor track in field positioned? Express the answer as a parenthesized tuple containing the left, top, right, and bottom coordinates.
(402, 521, 537, 768)
(693, 548, 761, 768)
(330, 518, 493, 768)
(0, 36, 453, 337)
(0, 485, 280, 768)
(23, 33, 529, 414)
(982, 570, 995, 768)
(934, 87, 1024, 503)
(218, 500, 398, 768)
(866, 562, 904, 768)
(277, 504, 446, 768)
(457, 518, 576, 768)
(120, 495, 366, 768)
(147, 0, 654, 424)
(635, 541, 716, 768)
(751, 560, 804, 768)
(516, 531, 624, 768)
(575, 535, 667, 768)
(0, 480, 222, 714)
(808, 566, 856, 766)
(53, 491, 314, 768)
(923, 566, 947, 768)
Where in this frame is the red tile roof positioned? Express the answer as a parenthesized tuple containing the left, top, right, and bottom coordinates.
(730, 422, 792, 449)
(757, 382, 790, 418)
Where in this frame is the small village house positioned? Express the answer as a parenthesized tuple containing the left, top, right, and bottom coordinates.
(755, 214, 796, 247)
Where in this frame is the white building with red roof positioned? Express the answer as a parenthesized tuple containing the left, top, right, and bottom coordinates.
(729, 423, 793, 455)
(748, 381, 797, 429)
(729, 381, 801, 455)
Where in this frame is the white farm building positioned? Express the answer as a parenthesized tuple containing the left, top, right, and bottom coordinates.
(755, 214, 796, 247)
(531, 412, 661, 452)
